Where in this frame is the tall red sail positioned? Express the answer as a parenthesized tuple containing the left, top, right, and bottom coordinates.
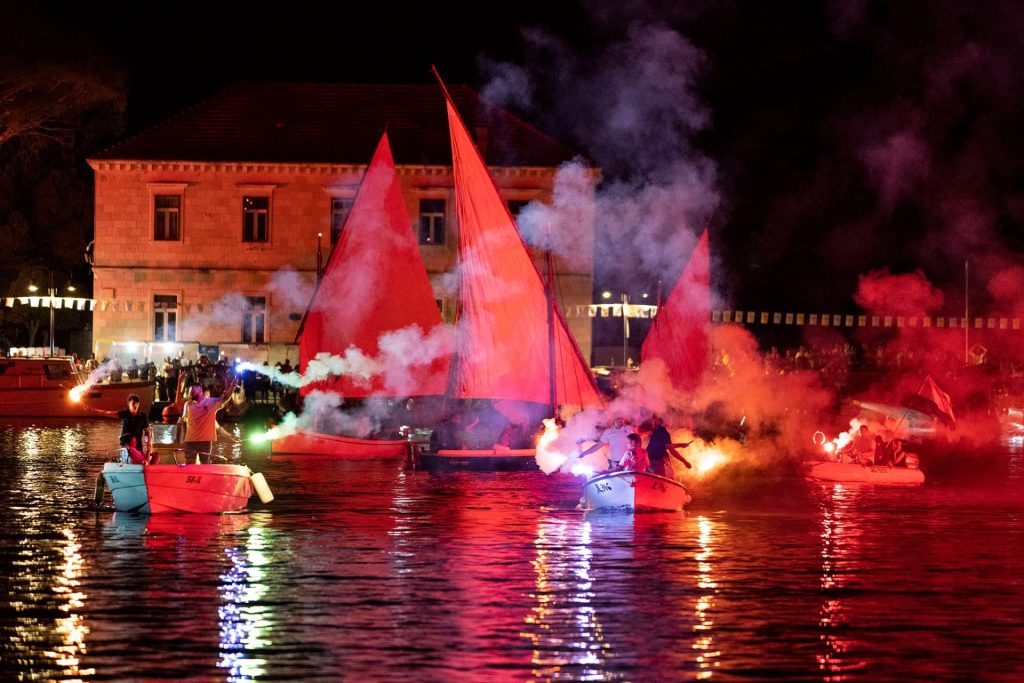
(440, 82, 602, 409)
(298, 133, 449, 397)
(641, 228, 710, 391)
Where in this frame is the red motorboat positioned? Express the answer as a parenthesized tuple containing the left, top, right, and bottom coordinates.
(101, 462, 273, 514)
(0, 357, 154, 418)
(270, 428, 408, 458)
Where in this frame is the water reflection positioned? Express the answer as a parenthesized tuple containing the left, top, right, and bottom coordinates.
(219, 522, 273, 681)
(693, 516, 720, 679)
(523, 517, 609, 680)
(815, 484, 867, 680)
(49, 527, 92, 678)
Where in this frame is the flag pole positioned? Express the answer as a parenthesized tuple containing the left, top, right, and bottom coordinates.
(889, 376, 930, 438)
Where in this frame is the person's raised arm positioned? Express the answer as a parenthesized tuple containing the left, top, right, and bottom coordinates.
(668, 444, 693, 469)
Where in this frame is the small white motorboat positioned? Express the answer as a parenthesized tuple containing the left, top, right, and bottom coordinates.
(804, 460, 925, 485)
(99, 462, 273, 514)
(583, 470, 692, 511)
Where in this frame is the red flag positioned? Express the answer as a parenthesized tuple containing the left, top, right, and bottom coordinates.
(919, 375, 955, 428)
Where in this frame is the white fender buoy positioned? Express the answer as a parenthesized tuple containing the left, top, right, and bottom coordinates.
(250, 472, 274, 503)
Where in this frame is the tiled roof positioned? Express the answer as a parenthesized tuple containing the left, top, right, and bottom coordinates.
(93, 82, 579, 167)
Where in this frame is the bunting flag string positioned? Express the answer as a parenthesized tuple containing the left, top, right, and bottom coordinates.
(562, 305, 1023, 330)
(3, 294, 1022, 332)
(1, 296, 97, 311)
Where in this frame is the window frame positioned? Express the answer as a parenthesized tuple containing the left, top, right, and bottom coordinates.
(418, 198, 446, 245)
(241, 296, 267, 344)
(236, 184, 276, 245)
(153, 294, 178, 342)
(147, 183, 188, 242)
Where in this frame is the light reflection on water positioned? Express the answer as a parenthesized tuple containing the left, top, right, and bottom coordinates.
(0, 420, 1023, 681)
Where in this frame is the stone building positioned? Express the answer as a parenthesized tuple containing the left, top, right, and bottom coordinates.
(88, 82, 596, 365)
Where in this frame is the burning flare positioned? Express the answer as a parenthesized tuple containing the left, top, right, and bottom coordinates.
(68, 385, 87, 403)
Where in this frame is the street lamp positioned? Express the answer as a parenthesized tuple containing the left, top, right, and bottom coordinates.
(27, 266, 76, 357)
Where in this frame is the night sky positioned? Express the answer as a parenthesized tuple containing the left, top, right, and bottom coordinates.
(6, 1, 1024, 325)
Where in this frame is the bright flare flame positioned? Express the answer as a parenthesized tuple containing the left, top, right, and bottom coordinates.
(69, 385, 87, 403)
(693, 447, 728, 476)
(535, 418, 569, 474)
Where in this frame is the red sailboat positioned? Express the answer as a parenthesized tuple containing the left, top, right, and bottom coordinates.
(270, 132, 449, 458)
(640, 228, 711, 391)
(417, 73, 603, 471)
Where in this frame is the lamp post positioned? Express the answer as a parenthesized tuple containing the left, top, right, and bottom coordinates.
(27, 267, 75, 357)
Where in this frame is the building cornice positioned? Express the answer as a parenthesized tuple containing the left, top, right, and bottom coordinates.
(86, 159, 595, 180)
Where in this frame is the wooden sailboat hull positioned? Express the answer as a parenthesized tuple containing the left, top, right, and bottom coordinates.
(103, 462, 257, 513)
(270, 428, 408, 458)
(583, 471, 692, 511)
(804, 461, 925, 485)
(417, 448, 538, 472)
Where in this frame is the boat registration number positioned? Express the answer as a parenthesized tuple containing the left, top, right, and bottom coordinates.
(651, 481, 667, 492)
(594, 481, 613, 493)
(186, 475, 203, 484)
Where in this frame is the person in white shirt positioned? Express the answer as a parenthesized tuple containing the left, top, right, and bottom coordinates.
(577, 416, 635, 469)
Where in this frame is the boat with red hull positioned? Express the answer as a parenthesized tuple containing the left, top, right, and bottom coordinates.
(271, 428, 408, 458)
(0, 357, 154, 418)
(269, 132, 450, 457)
(101, 462, 272, 513)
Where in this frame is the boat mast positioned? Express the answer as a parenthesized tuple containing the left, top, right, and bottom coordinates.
(546, 223, 557, 418)
(964, 259, 969, 366)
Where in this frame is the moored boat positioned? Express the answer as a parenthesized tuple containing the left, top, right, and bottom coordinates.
(803, 460, 925, 485)
(271, 428, 408, 458)
(100, 462, 273, 513)
(415, 74, 603, 472)
(0, 356, 155, 418)
(268, 132, 450, 458)
(583, 470, 692, 511)
(417, 447, 538, 472)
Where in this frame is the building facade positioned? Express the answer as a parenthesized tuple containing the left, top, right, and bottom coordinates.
(88, 83, 596, 366)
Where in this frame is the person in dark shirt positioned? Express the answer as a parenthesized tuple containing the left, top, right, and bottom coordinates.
(117, 394, 155, 464)
(643, 415, 693, 477)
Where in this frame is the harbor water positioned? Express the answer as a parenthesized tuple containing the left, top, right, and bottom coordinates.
(0, 419, 1022, 681)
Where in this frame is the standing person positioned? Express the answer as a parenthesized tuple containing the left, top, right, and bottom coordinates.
(178, 382, 236, 464)
(89, 394, 156, 463)
(118, 394, 155, 464)
(577, 416, 635, 469)
(619, 433, 650, 472)
(644, 415, 693, 477)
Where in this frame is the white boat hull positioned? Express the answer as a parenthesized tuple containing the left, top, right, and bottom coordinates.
(101, 463, 150, 513)
(583, 471, 692, 511)
(804, 461, 925, 485)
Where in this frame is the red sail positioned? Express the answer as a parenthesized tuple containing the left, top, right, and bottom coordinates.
(298, 133, 449, 397)
(641, 228, 710, 391)
(441, 88, 602, 409)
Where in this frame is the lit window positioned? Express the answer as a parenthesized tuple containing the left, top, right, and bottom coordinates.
(154, 195, 181, 240)
(242, 296, 266, 344)
(419, 199, 445, 245)
(243, 196, 269, 242)
(153, 295, 177, 342)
